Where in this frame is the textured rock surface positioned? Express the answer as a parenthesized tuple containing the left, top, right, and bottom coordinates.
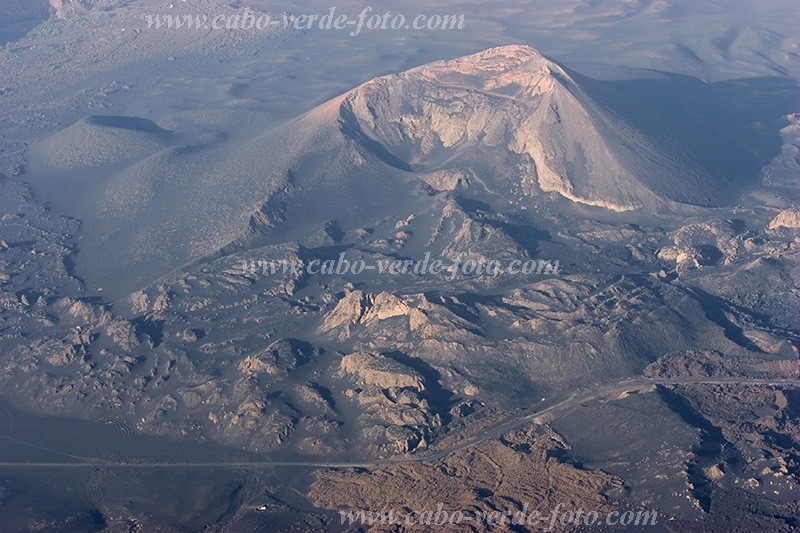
(769, 208, 800, 230)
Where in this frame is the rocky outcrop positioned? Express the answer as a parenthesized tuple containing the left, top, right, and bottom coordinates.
(339, 352, 442, 453)
(430, 199, 529, 263)
(49, 0, 95, 19)
(644, 350, 799, 379)
(768, 208, 800, 230)
(104, 319, 140, 351)
(340, 352, 425, 390)
(321, 289, 481, 346)
(658, 219, 748, 271)
(238, 338, 313, 377)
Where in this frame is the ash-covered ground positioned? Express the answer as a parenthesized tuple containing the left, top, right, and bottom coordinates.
(0, 1, 798, 531)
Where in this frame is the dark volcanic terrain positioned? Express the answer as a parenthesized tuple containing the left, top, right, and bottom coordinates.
(0, 0, 798, 531)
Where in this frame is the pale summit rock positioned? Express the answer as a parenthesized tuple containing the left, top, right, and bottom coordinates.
(341, 45, 717, 211)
